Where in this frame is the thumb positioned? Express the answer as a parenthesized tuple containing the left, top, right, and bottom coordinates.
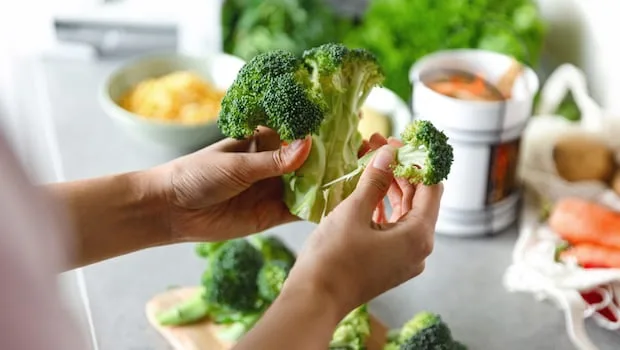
(240, 136, 312, 181)
(350, 145, 396, 219)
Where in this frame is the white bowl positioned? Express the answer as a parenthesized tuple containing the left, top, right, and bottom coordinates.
(100, 52, 246, 151)
(363, 86, 413, 139)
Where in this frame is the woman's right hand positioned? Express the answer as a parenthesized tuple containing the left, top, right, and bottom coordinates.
(283, 140, 444, 318)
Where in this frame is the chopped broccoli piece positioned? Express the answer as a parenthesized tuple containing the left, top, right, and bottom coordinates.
(195, 242, 225, 259)
(217, 49, 327, 141)
(398, 312, 456, 350)
(452, 341, 468, 350)
(329, 304, 372, 350)
(202, 239, 265, 312)
(155, 286, 210, 326)
(214, 311, 263, 342)
(249, 235, 296, 266)
(324, 120, 454, 188)
(257, 260, 292, 302)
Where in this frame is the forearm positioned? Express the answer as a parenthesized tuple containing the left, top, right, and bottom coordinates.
(46, 171, 170, 269)
(234, 284, 344, 350)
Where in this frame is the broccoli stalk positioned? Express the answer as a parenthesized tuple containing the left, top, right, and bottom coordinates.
(323, 120, 454, 189)
(156, 287, 210, 326)
(283, 44, 385, 222)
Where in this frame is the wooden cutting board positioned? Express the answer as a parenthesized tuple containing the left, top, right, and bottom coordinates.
(146, 286, 388, 350)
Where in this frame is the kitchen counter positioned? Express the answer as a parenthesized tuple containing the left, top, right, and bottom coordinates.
(31, 56, 619, 350)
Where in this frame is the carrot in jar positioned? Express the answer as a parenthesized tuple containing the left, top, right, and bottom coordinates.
(548, 197, 620, 250)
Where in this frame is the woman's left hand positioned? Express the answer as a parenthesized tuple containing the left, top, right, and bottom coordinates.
(151, 127, 312, 242)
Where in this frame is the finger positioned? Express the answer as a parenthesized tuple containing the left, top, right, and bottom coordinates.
(396, 177, 416, 213)
(386, 179, 403, 218)
(212, 126, 281, 153)
(399, 183, 444, 227)
(369, 133, 388, 150)
(372, 199, 387, 224)
(358, 139, 371, 158)
(237, 136, 312, 182)
(349, 144, 396, 219)
(387, 137, 404, 148)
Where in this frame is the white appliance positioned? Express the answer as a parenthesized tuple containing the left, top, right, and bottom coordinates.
(51, 0, 223, 59)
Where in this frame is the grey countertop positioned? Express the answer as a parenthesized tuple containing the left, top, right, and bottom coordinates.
(32, 56, 619, 350)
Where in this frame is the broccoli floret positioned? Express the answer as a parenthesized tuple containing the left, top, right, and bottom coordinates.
(217, 50, 327, 141)
(257, 260, 292, 302)
(329, 304, 372, 350)
(452, 341, 468, 350)
(249, 235, 296, 266)
(195, 242, 225, 259)
(324, 120, 454, 189)
(202, 239, 264, 312)
(398, 312, 455, 350)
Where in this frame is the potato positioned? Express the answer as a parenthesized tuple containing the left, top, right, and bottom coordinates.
(553, 133, 616, 182)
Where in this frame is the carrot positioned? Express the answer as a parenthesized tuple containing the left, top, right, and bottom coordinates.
(560, 243, 620, 269)
(548, 197, 620, 250)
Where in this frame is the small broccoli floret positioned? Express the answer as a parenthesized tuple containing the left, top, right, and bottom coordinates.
(249, 235, 296, 266)
(202, 239, 264, 312)
(323, 120, 454, 189)
(195, 242, 225, 259)
(257, 260, 292, 302)
(329, 304, 372, 349)
(217, 50, 327, 141)
(398, 312, 455, 350)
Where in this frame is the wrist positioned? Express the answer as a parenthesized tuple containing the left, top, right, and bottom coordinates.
(278, 274, 348, 327)
(123, 169, 172, 245)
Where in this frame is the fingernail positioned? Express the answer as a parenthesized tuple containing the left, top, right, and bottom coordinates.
(372, 145, 396, 172)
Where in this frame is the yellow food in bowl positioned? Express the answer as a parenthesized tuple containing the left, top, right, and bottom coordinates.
(358, 106, 392, 140)
(119, 71, 225, 125)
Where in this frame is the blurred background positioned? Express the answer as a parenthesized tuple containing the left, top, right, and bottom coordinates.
(0, 1, 619, 349)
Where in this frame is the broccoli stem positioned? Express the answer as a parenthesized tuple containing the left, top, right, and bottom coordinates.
(156, 287, 210, 326)
(321, 143, 426, 189)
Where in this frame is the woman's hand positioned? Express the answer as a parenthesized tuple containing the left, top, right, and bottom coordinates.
(152, 127, 312, 242)
(283, 140, 443, 318)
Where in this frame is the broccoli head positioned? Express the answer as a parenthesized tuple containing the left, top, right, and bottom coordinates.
(249, 235, 296, 266)
(329, 304, 372, 350)
(398, 312, 457, 350)
(257, 260, 292, 302)
(202, 239, 264, 312)
(217, 49, 327, 141)
(323, 120, 454, 189)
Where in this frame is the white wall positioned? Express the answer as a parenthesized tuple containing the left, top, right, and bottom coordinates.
(537, 0, 620, 114)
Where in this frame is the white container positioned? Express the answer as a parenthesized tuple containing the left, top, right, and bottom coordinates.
(409, 49, 540, 237)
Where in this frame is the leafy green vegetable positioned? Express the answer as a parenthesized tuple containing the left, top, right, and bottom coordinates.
(221, 0, 352, 61)
(344, 0, 546, 100)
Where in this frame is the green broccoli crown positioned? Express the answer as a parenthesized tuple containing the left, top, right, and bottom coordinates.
(257, 260, 292, 302)
(393, 120, 454, 186)
(302, 43, 385, 96)
(217, 49, 327, 141)
(330, 305, 371, 349)
(249, 235, 297, 265)
(202, 239, 264, 312)
(399, 311, 442, 342)
(399, 322, 454, 350)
